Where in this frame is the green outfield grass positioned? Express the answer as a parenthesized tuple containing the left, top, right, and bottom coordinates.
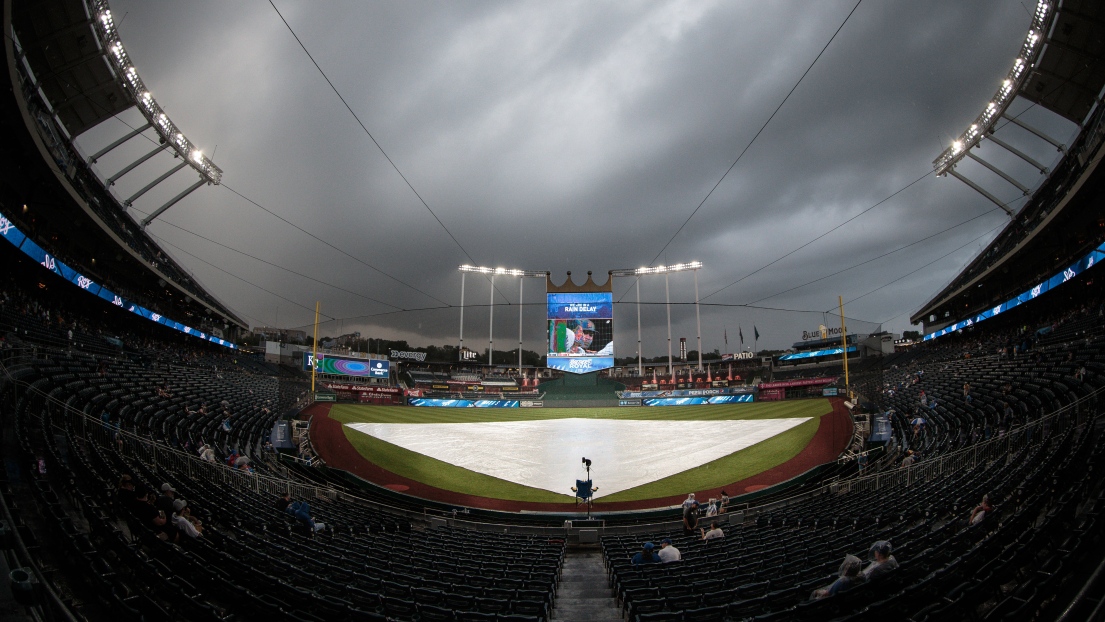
(330, 400, 831, 503)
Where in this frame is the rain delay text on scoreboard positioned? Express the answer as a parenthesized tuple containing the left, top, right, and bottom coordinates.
(546, 292, 614, 374)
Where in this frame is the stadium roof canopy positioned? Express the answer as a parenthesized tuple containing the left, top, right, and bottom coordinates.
(1018, 0, 1105, 124)
(6, 0, 245, 330)
(912, 0, 1105, 329)
(12, 0, 133, 138)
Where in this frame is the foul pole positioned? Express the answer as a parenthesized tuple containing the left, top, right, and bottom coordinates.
(311, 301, 320, 393)
(838, 296, 849, 393)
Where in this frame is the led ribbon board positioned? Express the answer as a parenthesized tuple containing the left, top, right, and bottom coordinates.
(546, 292, 614, 374)
(778, 345, 857, 361)
(924, 242, 1105, 342)
(642, 394, 755, 406)
(0, 211, 236, 349)
(407, 399, 519, 408)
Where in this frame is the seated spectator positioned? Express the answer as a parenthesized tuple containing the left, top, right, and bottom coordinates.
(184, 505, 204, 532)
(900, 449, 915, 468)
(969, 494, 994, 526)
(171, 499, 203, 539)
(862, 541, 898, 580)
(117, 475, 137, 509)
(276, 492, 293, 512)
(197, 444, 216, 463)
(234, 455, 254, 474)
(657, 538, 681, 563)
(705, 498, 719, 517)
(811, 554, 866, 599)
(126, 487, 179, 542)
(681, 493, 698, 511)
(287, 500, 322, 532)
(127, 486, 157, 521)
(155, 483, 177, 517)
(719, 490, 729, 513)
(701, 521, 724, 540)
(631, 542, 660, 566)
(911, 415, 925, 438)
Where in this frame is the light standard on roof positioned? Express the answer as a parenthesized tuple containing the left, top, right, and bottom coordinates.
(931, 0, 1054, 217)
(459, 266, 547, 370)
(610, 261, 703, 378)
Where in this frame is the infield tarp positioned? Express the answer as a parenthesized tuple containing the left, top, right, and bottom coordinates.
(346, 417, 809, 497)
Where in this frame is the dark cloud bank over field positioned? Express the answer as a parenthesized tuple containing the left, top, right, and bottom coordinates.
(78, 0, 1075, 355)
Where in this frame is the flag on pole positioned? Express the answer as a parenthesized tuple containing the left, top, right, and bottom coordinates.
(739, 326, 744, 347)
(724, 328, 728, 347)
(754, 326, 760, 340)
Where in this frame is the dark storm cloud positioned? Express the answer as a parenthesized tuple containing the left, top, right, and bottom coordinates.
(74, 0, 1072, 353)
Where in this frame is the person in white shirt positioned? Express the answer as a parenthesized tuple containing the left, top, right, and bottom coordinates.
(171, 499, 202, 539)
(705, 499, 718, 517)
(701, 521, 724, 540)
(657, 538, 681, 563)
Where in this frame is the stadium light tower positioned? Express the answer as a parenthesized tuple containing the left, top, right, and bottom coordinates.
(610, 261, 703, 378)
(458, 266, 546, 370)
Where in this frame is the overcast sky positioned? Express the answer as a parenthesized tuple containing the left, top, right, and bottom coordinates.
(74, 0, 1078, 356)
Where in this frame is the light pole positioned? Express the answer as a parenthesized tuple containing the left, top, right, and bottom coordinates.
(489, 273, 495, 366)
(609, 261, 703, 382)
(694, 269, 702, 371)
(458, 271, 466, 361)
(519, 277, 524, 371)
(665, 272, 672, 377)
(459, 265, 547, 371)
(636, 279, 642, 377)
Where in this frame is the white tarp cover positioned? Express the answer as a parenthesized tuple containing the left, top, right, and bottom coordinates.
(345, 417, 810, 498)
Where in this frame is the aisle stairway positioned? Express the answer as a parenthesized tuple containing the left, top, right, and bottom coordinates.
(553, 547, 622, 622)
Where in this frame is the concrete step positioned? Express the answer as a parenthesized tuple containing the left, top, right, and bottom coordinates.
(553, 548, 623, 622)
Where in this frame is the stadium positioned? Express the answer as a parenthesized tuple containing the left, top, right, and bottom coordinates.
(1, 1, 1104, 621)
